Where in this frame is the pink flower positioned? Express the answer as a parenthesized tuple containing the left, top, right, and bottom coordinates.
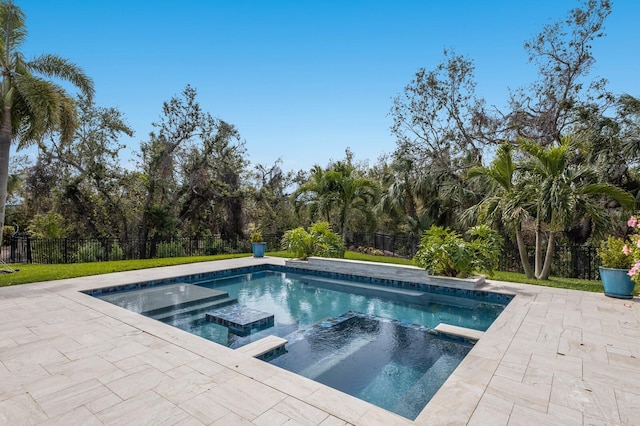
(623, 245, 631, 255)
(629, 262, 640, 277)
(629, 216, 638, 227)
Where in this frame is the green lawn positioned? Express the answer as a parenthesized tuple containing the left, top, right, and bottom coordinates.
(0, 250, 611, 294)
(0, 254, 251, 287)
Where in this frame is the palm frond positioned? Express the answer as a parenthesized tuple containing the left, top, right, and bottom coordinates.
(27, 54, 94, 100)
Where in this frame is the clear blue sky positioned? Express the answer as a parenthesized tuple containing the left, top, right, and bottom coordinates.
(21, 1, 640, 173)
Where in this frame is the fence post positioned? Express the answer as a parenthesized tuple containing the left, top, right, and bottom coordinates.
(26, 236, 32, 263)
(10, 236, 16, 263)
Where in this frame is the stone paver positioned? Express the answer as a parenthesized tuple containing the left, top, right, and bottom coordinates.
(0, 256, 639, 425)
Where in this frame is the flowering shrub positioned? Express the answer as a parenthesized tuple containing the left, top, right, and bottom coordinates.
(625, 215, 640, 285)
(597, 215, 640, 285)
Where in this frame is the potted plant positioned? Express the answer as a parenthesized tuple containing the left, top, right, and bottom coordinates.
(250, 231, 267, 258)
(597, 235, 635, 299)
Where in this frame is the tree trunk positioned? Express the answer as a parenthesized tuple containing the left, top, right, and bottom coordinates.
(534, 220, 543, 278)
(0, 105, 12, 246)
(538, 232, 556, 280)
(515, 227, 534, 279)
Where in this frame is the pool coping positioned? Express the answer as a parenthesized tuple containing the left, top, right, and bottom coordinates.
(1, 256, 639, 425)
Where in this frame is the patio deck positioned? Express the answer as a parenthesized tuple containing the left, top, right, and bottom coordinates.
(0, 257, 638, 425)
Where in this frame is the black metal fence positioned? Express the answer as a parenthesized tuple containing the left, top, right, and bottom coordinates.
(497, 241, 600, 280)
(349, 233, 600, 280)
(349, 232, 420, 258)
(2, 232, 602, 280)
(2, 234, 283, 265)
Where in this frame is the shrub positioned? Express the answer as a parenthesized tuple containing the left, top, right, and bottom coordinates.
(281, 222, 344, 260)
(413, 225, 503, 278)
(596, 236, 632, 269)
(250, 231, 263, 243)
(27, 212, 68, 238)
(2, 225, 13, 245)
(205, 239, 227, 255)
(77, 241, 105, 263)
(109, 242, 124, 261)
(156, 240, 184, 258)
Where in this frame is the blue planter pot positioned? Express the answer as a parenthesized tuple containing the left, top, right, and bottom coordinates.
(251, 242, 266, 258)
(599, 267, 635, 299)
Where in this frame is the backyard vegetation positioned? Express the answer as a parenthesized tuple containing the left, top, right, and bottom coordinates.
(0, 0, 638, 291)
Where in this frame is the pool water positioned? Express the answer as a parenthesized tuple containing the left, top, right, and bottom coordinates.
(160, 271, 504, 348)
(270, 312, 471, 420)
(93, 267, 509, 420)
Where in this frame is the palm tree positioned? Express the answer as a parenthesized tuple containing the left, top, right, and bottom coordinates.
(292, 165, 335, 224)
(520, 137, 635, 279)
(465, 144, 535, 278)
(0, 1, 94, 243)
(377, 156, 420, 233)
(324, 160, 378, 239)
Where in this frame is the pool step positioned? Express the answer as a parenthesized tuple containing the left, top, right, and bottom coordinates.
(236, 335, 288, 358)
(298, 275, 425, 298)
(150, 297, 238, 322)
(206, 306, 274, 337)
(297, 336, 373, 379)
(140, 285, 233, 317)
(434, 323, 484, 341)
(391, 354, 456, 414)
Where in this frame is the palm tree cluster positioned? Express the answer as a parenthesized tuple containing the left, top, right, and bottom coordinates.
(292, 152, 378, 241)
(465, 138, 634, 279)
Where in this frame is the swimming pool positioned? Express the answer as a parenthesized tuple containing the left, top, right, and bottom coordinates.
(88, 264, 511, 419)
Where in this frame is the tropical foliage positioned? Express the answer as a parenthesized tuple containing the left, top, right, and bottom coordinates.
(281, 222, 344, 260)
(413, 225, 503, 278)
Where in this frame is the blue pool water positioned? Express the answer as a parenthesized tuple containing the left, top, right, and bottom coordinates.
(90, 266, 510, 420)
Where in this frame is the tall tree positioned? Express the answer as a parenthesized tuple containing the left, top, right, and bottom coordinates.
(324, 159, 378, 239)
(292, 165, 335, 225)
(508, 0, 612, 146)
(44, 95, 134, 238)
(390, 51, 499, 230)
(248, 159, 297, 234)
(138, 85, 246, 255)
(0, 1, 94, 243)
(519, 137, 634, 279)
(465, 144, 534, 278)
(390, 50, 500, 172)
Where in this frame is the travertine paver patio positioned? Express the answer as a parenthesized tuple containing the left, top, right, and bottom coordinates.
(0, 257, 639, 425)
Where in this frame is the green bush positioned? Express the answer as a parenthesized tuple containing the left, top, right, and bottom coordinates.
(250, 231, 263, 243)
(109, 242, 124, 261)
(77, 241, 105, 263)
(205, 240, 227, 255)
(27, 212, 68, 238)
(2, 225, 14, 245)
(413, 225, 503, 278)
(281, 221, 344, 260)
(156, 240, 184, 258)
(597, 236, 633, 269)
